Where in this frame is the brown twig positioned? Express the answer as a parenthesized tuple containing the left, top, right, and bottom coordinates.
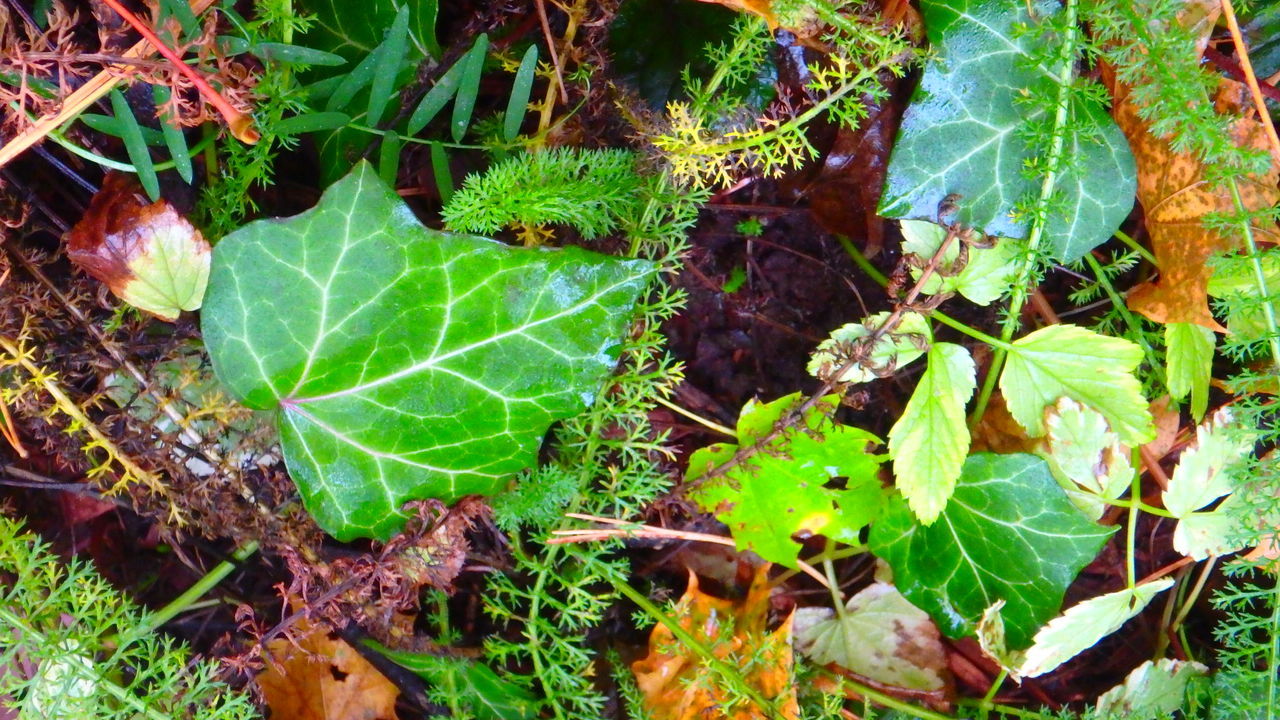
(684, 225, 966, 493)
(534, 0, 569, 105)
(0, 0, 220, 169)
(1221, 0, 1280, 160)
(97, 0, 257, 144)
(551, 513, 831, 588)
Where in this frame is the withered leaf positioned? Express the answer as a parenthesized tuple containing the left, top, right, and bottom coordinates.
(65, 173, 210, 322)
(258, 617, 400, 720)
(633, 566, 799, 720)
(1107, 8, 1280, 331)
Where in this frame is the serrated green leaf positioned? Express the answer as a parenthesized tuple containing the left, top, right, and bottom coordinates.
(869, 453, 1115, 649)
(1163, 409, 1255, 518)
(793, 582, 949, 691)
(1000, 324, 1154, 446)
(888, 342, 975, 524)
(1095, 659, 1209, 718)
(898, 220, 1018, 306)
(878, 0, 1135, 262)
(1018, 579, 1174, 678)
(202, 162, 654, 540)
(504, 45, 538, 142)
(808, 312, 931, 384)
(1039, 398, 1131, 521)
(1165, 322, 1214, 421)
(687, 393, 886, 568)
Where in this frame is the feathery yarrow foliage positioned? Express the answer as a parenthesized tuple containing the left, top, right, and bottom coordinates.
(0, 514, 258, 720)
(441, 148, 645, 239)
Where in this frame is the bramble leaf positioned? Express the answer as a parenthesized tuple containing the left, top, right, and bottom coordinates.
(1000, 324, 1154, 446)
(203, 162, 654, 540)
(888, 342, 976, 524)
(1162, 409, 1257, 559)
(878, 0, 1135, 262)
(687, 393, 886, 568)
(869, 453, 1115, 649)
(1094, 659, 1209, 718)
(1039, 398, 1131, 521)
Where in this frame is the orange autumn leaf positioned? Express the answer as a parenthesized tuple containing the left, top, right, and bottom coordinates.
(1106, 8, 1280, 332)
(257, 617, 400, 720)
(632, 566, 799, 720)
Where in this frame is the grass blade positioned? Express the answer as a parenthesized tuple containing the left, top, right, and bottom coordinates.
(153, 85, 193, 184)
(326, 50, 379, 112)
(274, 111, 352, 135)
(367, 5, 411, 128)
(504, 45, 538, 142)
(452, 33, 489, 143)
(110, 89, 160, 201)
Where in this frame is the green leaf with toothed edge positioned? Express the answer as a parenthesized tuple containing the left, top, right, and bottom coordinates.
(202, 162, 654, 540)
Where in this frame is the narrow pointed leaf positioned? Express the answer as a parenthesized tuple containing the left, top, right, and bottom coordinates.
(452, 34, 489, 142)
(888, 342, 975, 524)
(504, 45, 538, 142)
(1165, 322, 1215, 421)
(869, 453, 1115, 649)
(152, 85, 193, 183)
(110, 89, 160, 202)
(408, 62, 463, 135)
(202, 162, 654, 540)
(366, 5, 410, 128)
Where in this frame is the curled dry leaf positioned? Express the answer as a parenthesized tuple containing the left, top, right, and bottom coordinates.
(65, 173, 210, 321)
(1105, 6, 1280, 331)
(632, 566, 799, 720)
(257, 616, 400, 720)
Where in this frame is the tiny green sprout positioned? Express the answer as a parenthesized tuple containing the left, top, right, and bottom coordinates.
(735, 217, 764, 237)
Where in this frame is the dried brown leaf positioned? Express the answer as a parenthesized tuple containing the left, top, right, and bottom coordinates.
(257, 617, 400, 720)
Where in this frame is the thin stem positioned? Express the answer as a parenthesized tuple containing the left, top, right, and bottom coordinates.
(980, 667, 1009, 720)
(1127, 448, 1141, 589)
(1226, 176, 1280, 371)
(652, 396, 734, 437)
(1170, 555, 1217, 633)
(128, 541, 260, 640)
(1103, 497, 1177, 518)
(1113, 228, 1157, 265)
(1082, 253, 1168, 396)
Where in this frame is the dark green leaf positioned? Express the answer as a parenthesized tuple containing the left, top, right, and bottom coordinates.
(300, 0, 436, 62)
(869, 453, 1115, 649)
(367, 5, 411, 128)
(878, 0, 1136, 261)
(607, 0, 738, 110)
(202, 162, 654, 539)
(152, 85, 193, 184)
(452, 33, 488, 143)
(109, 89, 160, 202)
(504, 45, 538, 142)
(325, 48, 380, 112)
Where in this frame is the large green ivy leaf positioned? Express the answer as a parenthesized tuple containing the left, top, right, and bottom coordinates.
(888, 342, 975, 524)
(869, 453, 1115, 649)
(688, 393, 886, 568)
(877, 0, 1135, 262)
(1000, 324, 1154, 446)
(202, 162, 654, 540)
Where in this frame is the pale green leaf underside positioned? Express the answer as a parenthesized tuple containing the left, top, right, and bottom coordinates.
(878, 0, 1135, 261)
(889, 342, 975, 524)
(1018, 579, 1174, 678)
(1095, 659, 1208, 718)
(203, 162, 654, 540)
(1000, 324, 1154, 446)
(869, 453, 1115, 649)
(1164, 323, 1214, 421)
